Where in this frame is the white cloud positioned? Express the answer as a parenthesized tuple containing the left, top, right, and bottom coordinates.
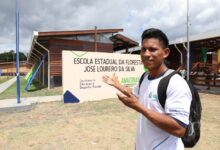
(0, 0, 220, 53)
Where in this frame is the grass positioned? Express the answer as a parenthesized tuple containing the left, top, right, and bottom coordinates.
(0, 77, 62, 100)
(0, 98, 137, 150)
(0, 93, 219, 150)
(0, 76, 13, 84)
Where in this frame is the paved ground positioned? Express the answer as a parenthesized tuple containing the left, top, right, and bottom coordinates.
(0, 95, 62, 113)
(0, 77, 62, 112)
(195, 85, 220, 94)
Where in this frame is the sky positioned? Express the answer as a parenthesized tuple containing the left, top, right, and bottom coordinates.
(0, 0, 220, 54)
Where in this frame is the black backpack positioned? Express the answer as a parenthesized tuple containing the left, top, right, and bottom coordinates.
(139, 71, 202, 148)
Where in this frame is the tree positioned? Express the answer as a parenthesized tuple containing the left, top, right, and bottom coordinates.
(0, 50, 27, 62)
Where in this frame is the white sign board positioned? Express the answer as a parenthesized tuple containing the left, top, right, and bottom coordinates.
(62, 51, 144, 103)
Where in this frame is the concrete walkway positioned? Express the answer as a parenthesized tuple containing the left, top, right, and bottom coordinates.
(0, 95, 62, 113)
(195, 85, 220, 95)
(0, 78, 63, 112)
(0, 77, 16, 94)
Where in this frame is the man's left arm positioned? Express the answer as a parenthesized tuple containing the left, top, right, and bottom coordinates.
(117, 75, 192, 138)
(117, 92, 186, 138)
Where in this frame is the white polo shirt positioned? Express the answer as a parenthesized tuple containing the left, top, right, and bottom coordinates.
(133, 70, 192, 150)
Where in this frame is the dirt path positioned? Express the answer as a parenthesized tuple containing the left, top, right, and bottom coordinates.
(0, 93, 219, 150)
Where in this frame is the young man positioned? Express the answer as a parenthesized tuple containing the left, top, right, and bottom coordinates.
(102, 28, 192, 150)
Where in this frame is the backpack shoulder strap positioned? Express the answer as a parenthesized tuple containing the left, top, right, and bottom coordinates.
(138, 72, 147, 94)
(158, 70, 177, 109)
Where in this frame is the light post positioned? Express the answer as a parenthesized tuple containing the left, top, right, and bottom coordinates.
(186, 0, 190, 81)
(16, 0, 20, 103)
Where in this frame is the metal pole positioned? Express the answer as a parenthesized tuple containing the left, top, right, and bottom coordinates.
(186, 0, 190, 81)
(94, 26, 97, 52)
(12, 51, 14, 71)
(174, 44, 183, 65)
(7, 56, 9, 79)
(33, 48, 45, 85)
(16, 0, 20, 103)
(34, 40, 50, 89)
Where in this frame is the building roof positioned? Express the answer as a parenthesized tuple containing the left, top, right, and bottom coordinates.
(110, 34, 139, 51)
(170, 29, 220, 45)
(38, 29, 123, 37)
(28, 28, 139, 63)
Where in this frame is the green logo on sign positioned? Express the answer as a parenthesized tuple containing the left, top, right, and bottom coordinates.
(121, 77, 139, 87)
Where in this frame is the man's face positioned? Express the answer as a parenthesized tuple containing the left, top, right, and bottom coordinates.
(140, 38, 169, 71)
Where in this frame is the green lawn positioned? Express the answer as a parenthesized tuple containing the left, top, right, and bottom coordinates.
(0, 76, 13, 84)
(0, 77, 62, 100)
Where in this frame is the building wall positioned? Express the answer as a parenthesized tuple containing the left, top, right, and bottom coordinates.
(0, 62, 31, 76)
(167, 45, 183, 69)
(47, 38, 114, 87)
